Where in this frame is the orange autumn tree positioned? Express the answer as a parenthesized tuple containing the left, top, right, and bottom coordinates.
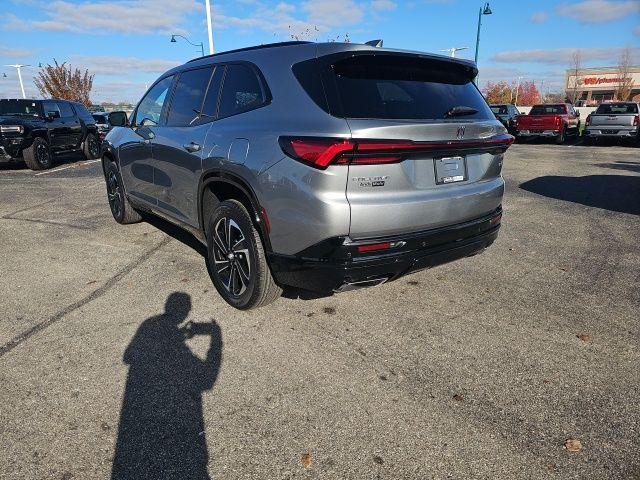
(34, 60, 94, 106)
(515, 81, 541, 106)
(482, 81, 514, 104)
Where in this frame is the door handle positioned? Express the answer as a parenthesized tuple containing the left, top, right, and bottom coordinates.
(183, 142, 201, 153)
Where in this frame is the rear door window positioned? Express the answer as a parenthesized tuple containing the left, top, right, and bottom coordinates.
(57, 101, 75, 118)
(218, 64, 266, 119)
(166, 67, 213, 126)
(329, 55, 492, 120)
(43, 101, 61, 118)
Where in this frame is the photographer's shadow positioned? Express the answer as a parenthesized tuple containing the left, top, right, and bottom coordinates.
(111, 292, 222, 480)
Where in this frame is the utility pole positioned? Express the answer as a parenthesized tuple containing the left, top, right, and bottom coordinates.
(205, 0, 215, 54)
(4, 64, 29, 99)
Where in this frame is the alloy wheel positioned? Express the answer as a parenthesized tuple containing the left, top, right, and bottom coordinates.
(36, 143, 50, 166)
(212, 217, 251, 296)
(88, 137, 100, 158)
(107, 171, 122, 218)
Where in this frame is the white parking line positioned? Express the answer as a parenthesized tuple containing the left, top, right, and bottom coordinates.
(34, 159, 101, 176)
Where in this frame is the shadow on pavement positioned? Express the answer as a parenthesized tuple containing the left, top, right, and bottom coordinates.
(111, 292, 222, 480)
(594, 161, 640, 174)
(143, 214, 208, 257)
(520, 175, 640, 215)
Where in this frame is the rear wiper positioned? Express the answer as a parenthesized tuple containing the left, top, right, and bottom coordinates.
(444, 106, 479, 118)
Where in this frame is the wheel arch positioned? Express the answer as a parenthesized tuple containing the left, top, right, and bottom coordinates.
(198, 171, 272, 252)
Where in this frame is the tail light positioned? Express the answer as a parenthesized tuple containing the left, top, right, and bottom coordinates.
(554, 116, 562, 129)
(634, 115, 639, 126)
(585, 114, 592, 126)
(279, 135, 515, 169)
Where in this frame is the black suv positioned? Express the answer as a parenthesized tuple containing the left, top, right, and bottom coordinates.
(0, 98, 100, 170)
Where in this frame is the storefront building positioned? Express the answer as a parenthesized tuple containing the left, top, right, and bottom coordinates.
(565, 66, 640, 106)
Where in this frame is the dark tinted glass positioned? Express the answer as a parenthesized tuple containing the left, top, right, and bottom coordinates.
(596, 103, 638, 114)
(93, 114, 108, 123)
(201, 66, 224, 118)
(166, 67, 213, 127)
(331, 55, 492, 120)
(57, 101, 74, 117)
(43, 101, 60, 117)
(135, 75, 174, 126)
(0, 99, 41, 116)
(218, 64, 265, 118)
(529, 105, 566, 115)
(491, 106, 508, 115)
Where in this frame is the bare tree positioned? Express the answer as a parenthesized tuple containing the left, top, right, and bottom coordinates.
(568, 50, 582, 104)
(614, 47, 634, 101)
(34, 60, 94, 106)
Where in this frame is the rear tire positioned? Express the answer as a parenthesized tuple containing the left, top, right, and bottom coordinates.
(83, 133, 100, 160)
(206, 200, 281, 310)
(23, 137, 53, 170)
(105, 162, 142, 224)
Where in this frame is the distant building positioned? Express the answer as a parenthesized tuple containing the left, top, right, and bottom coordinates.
(565, 66, 640, 105)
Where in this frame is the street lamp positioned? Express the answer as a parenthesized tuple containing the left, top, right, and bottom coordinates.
(170, 34, 205, 57)
(440, 47, 468, 58)
(514, 75, 524, 105)
(473, 2, 492, 84)
(4, 64, 29, 99)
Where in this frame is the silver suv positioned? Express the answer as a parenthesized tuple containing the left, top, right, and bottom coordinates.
(102, 41, 512, 309)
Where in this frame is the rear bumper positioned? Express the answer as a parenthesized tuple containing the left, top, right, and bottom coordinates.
(517, 129, 560, 137)
(269, 209, 502, 292)
(584, 127, 638, 137)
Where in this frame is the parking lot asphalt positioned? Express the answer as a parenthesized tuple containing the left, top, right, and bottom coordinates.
(0, 143, 638, 479)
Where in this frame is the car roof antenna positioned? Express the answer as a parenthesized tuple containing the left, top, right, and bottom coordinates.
(365, 39, 383, 48)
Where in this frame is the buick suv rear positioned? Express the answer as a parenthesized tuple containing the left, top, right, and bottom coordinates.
(102, 41, 512, 309)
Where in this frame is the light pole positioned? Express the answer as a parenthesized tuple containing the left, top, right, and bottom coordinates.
(514, 75, 524, 105)
(440, 47, 468, 58)
(4, 64, 29, 99)
(170, 34, 205, 57)
(205, 0, 214, 54)
(473, 3, 492, 84)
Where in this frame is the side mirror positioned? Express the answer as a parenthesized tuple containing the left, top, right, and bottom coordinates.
(108, 111, 128, 127)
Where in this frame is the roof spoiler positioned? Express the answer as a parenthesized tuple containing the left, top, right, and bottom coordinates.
(365, 39, 384, 48)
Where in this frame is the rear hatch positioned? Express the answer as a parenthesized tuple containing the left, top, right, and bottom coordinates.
(299, 51, 510, 239)
(589, 103, 638, 129)
(518, 114, 560, 130)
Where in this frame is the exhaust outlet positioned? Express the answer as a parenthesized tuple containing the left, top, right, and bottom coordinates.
(334, 277, 388, 293)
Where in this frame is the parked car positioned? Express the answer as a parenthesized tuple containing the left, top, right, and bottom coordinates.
(490, 104, 521, 134)
(92, 111, 128, 140)
(516, 103, 580, 144)
(583, 102, 639, 145)
(102, 41, 513, 309)
(0, 98, 100, 170)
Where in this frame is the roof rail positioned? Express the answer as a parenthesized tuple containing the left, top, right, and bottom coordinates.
(187, 41, 312, 63)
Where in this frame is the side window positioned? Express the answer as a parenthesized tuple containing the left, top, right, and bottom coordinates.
(74, 103, 95, 123)
(201, 66, 224, 118)
(57, 101, 74, 118)
(43, 101, 61, 118)
(218, 64, 266, 118)
(134, 75, 174, 127)
(166, 67, 213, 127)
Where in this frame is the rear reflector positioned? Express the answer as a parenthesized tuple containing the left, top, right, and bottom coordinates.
(357, 242, 391, 253)
(489, 213, 502, 226)
(279, 135, 514, 169)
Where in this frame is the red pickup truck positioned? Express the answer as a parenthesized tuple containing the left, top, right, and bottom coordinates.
(516, 103, 581, 144)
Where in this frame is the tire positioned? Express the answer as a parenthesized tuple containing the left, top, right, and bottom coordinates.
(583, 136, 593, 146)
(83, 133, 100, 160)
(555, 127, 566, 145)
(23, 137, 53, 170)
(206, 200, 281, 310)
(105, 162, 142, 224)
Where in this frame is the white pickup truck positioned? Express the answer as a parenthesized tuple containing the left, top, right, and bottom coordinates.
(584, 102, 639, 145)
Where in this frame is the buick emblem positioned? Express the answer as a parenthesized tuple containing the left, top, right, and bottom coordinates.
(456, 126, 466, 140)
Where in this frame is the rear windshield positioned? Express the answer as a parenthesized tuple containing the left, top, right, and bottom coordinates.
(595, 103, 638, 114)
(491, 106, 508, 115)
(93, 114, 108, 123)
(529, 105, 566, 115)
(0, 99, 41, 116)
(330, 55, 492, 120)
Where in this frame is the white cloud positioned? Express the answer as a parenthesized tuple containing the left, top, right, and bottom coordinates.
(67, 56, 180, 76)
(18, 0, 201, 34)
(556, 0, 640, 24)
(0, 45, 35, 58)
(371, 0, 397, 10)
(302, 0, 364, 28)
(530, 12, 548, 24)
(492, 46, 640, 65)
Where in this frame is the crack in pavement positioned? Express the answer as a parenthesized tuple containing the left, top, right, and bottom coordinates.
(0, 237, 172, 358)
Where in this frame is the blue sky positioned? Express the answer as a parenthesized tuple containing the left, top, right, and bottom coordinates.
(1, 0, 638, 103)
